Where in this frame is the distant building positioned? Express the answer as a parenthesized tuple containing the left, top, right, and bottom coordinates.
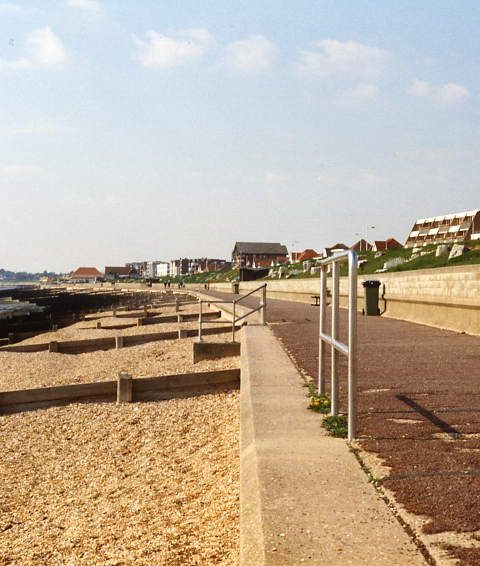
(291, 249, 318, 262)
(70, 267, 102, 283)
(125, 261, 147, 278)
(351, 239, 372, 252)
(371, 238, 403, 252)
(104, 266, 136, 281)
(405, 209, 480, 248)
(232, 242, 289, 268)
(169, 258, 231, 277)
(155, 262, 170, 278)
(322, 243, 349, 258)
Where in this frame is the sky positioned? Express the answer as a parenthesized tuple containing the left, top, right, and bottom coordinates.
(1, 1, 480, 272)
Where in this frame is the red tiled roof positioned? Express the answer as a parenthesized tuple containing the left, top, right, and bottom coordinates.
(298, 249, 318, 261)
(374, 240, 387, 251)
(71, 267, 102, 278)
(386, 238, 403, 248)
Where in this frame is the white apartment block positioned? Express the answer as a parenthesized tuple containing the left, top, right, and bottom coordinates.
(405, 209, 480, 248)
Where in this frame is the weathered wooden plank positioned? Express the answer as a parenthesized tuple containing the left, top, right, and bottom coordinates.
(0, 369, 240, 408)
(0, 324, 234, 354)
(133, 368, 241, 393)
(0, 380, 116, 405)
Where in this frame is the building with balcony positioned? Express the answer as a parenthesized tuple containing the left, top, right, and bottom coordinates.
(405, 209, 480, 248)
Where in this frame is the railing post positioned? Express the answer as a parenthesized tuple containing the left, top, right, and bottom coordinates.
(318, 266, 327, 395)
(198, 300, 203, 342)
(232, 300, 236, 342)
(331, 261, 340, 416)
(260, 284, 266, 324)
(347, 252, 358, 442)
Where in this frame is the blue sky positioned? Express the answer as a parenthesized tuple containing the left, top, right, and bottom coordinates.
(1, 1, 479, 271)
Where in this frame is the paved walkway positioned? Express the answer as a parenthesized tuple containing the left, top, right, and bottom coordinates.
(201, 289, 480, 565)
(241, 324, 427, 565)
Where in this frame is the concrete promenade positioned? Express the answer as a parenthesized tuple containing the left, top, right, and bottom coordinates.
(241, 324, 426, 565)
(197, 289, 480, 565)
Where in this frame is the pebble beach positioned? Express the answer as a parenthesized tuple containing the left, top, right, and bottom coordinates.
(0, 303, 240, 565)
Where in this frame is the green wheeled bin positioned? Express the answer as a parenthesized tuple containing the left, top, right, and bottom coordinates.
(362, 280, 381, 315)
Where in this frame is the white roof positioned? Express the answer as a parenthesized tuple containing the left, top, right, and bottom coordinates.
(414, 209, 478, 225)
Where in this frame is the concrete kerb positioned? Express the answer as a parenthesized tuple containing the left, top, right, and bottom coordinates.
(240, 324, 427, 565)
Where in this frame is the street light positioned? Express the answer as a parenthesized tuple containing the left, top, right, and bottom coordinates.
(355, 226, 375, 251)
(365, 225, 375, 250)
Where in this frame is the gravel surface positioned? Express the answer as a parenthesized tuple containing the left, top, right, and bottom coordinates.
(0, 392, 239, 565)
(0, 336, 238, 391)
(0, 304, 238, 392)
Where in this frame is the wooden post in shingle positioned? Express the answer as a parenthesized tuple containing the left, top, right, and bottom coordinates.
(115, 336, 124, 349)
(49, 341, 58, 353)
(117, 372, 132, 403)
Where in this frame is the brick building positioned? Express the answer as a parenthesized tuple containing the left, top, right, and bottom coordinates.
(232, 242, 289, 268)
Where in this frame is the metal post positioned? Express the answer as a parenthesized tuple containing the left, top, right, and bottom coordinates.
(318, 267, 327, 395)
(232, 300, 236, 342)
(347, 253, 358, 441)
(260, 284, 266, 325)
(198, 300, 203, 342)
(331, 261, 340, 416)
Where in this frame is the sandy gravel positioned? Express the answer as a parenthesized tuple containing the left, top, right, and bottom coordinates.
(0, 302, 238, 392)
(0, 336, 239, 391)
(0, 392, 239, 565)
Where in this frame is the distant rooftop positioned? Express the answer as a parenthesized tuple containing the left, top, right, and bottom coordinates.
(233, 242, 288, 255)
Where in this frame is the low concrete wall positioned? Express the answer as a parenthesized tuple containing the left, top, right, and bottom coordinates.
(202, 265, 480, 335)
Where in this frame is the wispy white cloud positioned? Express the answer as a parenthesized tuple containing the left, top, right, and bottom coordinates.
(66, 0, 105, 18)
(342, 83, 380, 103)
(1, 164, 41, 178)
(27, 28, 67, 66)
(0, 27, 67, 71)
(407, 79, 469, 106)
(436, 83, 469, 106)
(6, 122, 57, 135)
(407, 79, 432, 97)
(135, 28, 214, 69)
(224, 36, 277, 72)
(0, 2, 24, 14)
(265, 171, 287, 184)
(296, 39, 390, 79)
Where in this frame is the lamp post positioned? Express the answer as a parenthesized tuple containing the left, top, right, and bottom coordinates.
(356, 226, 375, 251)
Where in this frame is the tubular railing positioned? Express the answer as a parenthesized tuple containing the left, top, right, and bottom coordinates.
(198, 283, 267, 342)
(318, 250, 358, 441)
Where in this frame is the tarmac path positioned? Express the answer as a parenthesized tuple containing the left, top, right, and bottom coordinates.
(203, 289, 480, 565)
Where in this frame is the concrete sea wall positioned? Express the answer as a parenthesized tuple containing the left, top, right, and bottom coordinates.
(204, 265, 480, 336)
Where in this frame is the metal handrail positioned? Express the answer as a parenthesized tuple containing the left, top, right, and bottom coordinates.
(318, 250, 358, 441)
(235, 283, 267, 304)
(198, 283, 267, 342)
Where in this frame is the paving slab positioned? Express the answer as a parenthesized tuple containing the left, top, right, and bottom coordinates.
(241, 324, 426, 565)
